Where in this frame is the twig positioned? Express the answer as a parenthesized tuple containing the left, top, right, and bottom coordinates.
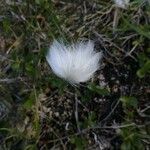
(125, 42, 138, 60)
(75, 94, 81, 133)
(94, 31, 125, 53)
(0, 55, 14, 62)
(0, 78, 19, 83)
(140, 105, 150, 113)
(99, 99, 120, 123)
(46, 122, 150, 144)
(51, 130, 66, 149)
(113, 7, 120, 34)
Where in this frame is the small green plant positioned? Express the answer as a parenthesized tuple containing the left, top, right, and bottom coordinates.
(137, 52, 150, 78)
(118, 127, 145, 150)
(119, 96, 149, 150)
(87, 83, 110, 96)
(70, 136, 88, 150)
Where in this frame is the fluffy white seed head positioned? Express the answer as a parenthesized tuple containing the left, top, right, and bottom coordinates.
(114, 0, 130, 9)
(46, 40, 102, 84)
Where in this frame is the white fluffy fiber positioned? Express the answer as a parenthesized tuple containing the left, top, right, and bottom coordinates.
(46, 40, 102, 84)
(114, 0, 130, 9)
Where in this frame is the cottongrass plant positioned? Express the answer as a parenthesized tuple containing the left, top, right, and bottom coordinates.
(46, 40, 102, 85)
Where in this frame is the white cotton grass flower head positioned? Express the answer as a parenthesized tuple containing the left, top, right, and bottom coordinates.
(46, 40, 102, 84)
(114, 0, 130, 9)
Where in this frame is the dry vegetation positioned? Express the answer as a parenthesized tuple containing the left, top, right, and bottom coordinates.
(0, 0, 150, 149)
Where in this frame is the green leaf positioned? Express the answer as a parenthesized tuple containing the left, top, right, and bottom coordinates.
(121, 141, 132, 150)
(47, 76, 68, 94)
(25, 144, 37, 150)
(122, 17, 150, 39)
(138, 53, 149, 66)
(120, 96, 138, 109)
(23, 92, 35, 109)
(87, 83, 110, 96)
(81, 88, 93, 102)
(82, 112, 96, 128)
(70, 136, 87, 150)
(137, 60, 150, 78)
(2, 19, 11, 33)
